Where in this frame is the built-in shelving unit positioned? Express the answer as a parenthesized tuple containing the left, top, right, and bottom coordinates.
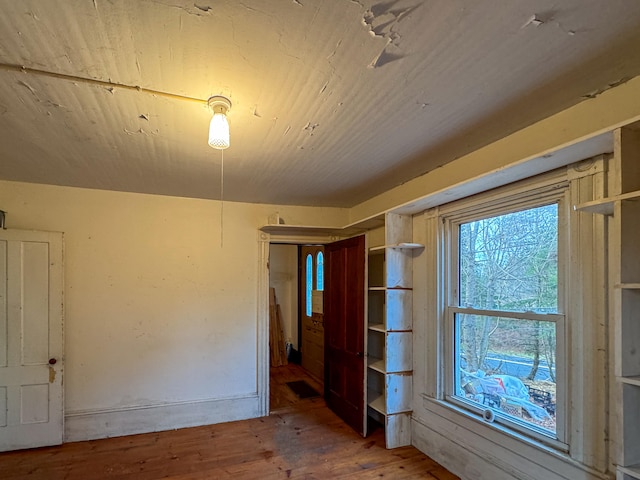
(576, 125, 640, 480)
(366, 212, 423, 449)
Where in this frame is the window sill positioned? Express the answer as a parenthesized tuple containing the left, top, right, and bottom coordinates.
(421, 395, 568, 454)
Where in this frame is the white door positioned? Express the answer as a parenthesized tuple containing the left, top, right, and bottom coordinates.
(0, 229, 64, 451)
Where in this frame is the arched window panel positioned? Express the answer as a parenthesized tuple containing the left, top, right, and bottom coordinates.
(306, 253, 313, 317)
(316, 252, 324, 291)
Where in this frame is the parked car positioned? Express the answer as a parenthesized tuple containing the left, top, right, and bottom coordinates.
(460, 370, 552, 422)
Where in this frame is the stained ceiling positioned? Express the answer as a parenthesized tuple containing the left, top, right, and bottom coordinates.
(1, 0, 640, 207)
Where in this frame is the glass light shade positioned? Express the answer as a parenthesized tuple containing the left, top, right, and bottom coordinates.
(208, 113, 230, 149)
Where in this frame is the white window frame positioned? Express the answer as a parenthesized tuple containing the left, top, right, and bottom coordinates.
(440, 183, 569, 449)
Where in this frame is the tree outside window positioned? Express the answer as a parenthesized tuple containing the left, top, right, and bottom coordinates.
(450, 203, 561, 437)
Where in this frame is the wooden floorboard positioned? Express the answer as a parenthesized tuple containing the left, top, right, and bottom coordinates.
(0, 364, 458, 479)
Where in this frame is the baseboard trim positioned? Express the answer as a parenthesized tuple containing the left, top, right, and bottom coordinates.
(64, 394, 261, 442)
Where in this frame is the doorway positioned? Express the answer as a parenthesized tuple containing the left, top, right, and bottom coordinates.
(298, 245, 324, 384)
(268, 243, 324, 411)
(266, 236, 367, 438)
(267, 244, 324, 377)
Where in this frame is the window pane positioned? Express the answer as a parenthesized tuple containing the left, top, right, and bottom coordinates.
(459, 204, 558, 313)
(305, 254, 312, 317)
(455, 313, 556, 435)
(316, 252, 324, 291)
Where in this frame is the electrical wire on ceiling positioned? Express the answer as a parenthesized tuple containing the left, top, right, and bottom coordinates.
(0, 63, 208, 104)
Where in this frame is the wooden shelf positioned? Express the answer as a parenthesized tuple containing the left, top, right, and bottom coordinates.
(369, 286, 413, 291)
(369, 242, 425, 252)
(259, 224, 344, 236)
(573, 189, 640, 215)
(368, 324, 411, 334)
(620, 376, 640, 387)
(368, 393, 387, 415)
(368, 359, 411, 375)
(618, 465, 640, 479)
(368, 358, 386, 373)
(260, 214, 385, 237)
(616, 283, 640, 290)
(368, 286, 413, 291)
(367, 391, 411, 415)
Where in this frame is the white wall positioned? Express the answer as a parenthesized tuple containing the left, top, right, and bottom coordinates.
(0, 180, 347, 441)
(269, 244, 298, 350)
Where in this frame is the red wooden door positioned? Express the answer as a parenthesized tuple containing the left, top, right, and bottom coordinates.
(324, 235, 366, 436)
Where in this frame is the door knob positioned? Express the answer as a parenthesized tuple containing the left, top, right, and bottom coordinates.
(48, 358, 57, 365)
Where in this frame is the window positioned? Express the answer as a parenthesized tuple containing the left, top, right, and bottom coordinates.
(305, 253, 313, 317)
(304, 250, 324, 317)
(316, 252, 324, 291)
(444, 195, 565, 443)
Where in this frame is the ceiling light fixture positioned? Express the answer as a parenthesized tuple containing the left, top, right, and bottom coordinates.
(207, 95, 232, 249)
(208, 96, 231, 150)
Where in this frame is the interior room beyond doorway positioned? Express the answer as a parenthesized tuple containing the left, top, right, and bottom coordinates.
(269, 244, 325, 394)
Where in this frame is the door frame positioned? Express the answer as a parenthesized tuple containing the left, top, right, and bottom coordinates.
(257, 231, 338, 415)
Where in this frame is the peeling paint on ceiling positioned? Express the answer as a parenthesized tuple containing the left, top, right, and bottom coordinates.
(0, 0, 640, 207)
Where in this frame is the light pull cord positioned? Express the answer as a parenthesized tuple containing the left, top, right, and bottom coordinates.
(220, 148, 224, 248)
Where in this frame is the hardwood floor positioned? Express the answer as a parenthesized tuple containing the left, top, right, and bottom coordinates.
(0, 364, 458, 479)
(270, 362, 324, 411)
